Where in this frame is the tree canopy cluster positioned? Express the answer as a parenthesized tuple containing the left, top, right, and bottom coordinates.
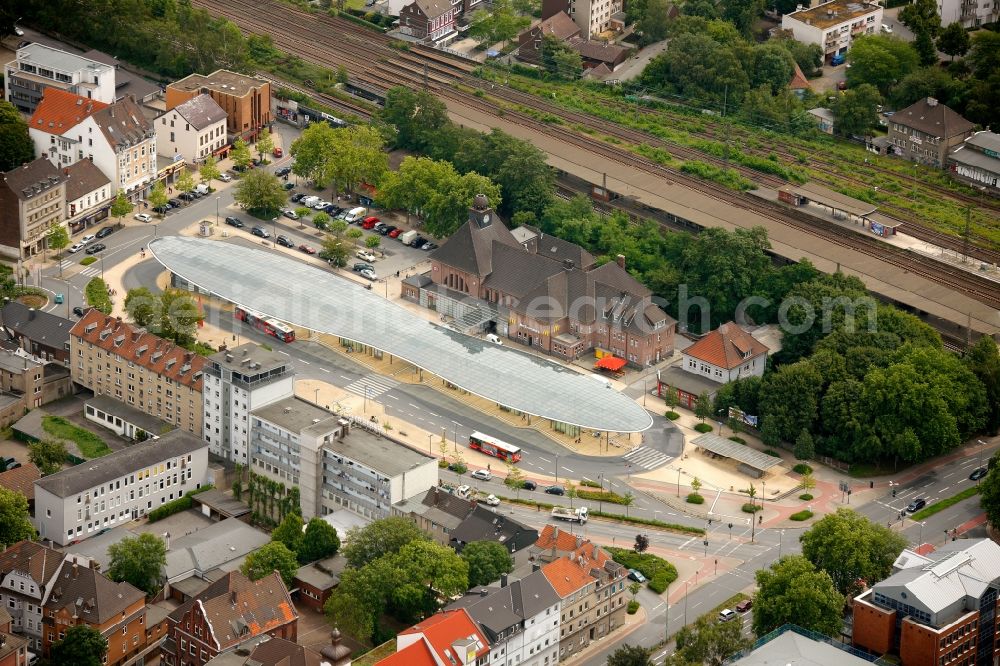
(271, 513, 342, 565)
(460, 540, 514, 588)
(124, 287, 204, 347)
(666, 615, 752, 665)
(752, 555, 844, 637)
(290, 123, 388, 194)
(108, 532, 168, 597)
(0, 101, 34, 172)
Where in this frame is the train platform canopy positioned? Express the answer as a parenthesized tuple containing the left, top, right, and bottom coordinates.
(148, 237, 653, 433)
(691, 433, 784, 472)
(786, 182, 879, 218)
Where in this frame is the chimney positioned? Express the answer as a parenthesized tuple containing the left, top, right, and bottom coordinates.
(479, 588, 489, 597)
(28, 308, 36, 320)
(501, 573, 508, 588)
(231, 591, 237, 605)
(72, 562, 78, 578)
(927, 97, 938, 107)
(562, 259, 574, 271)
(615, 254, 625, 269)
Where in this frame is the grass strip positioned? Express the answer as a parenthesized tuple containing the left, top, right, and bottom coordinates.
(910, 486, 979, 521)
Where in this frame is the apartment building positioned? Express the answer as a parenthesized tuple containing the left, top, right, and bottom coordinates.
(0, 607, 30, 666)
(33, 429, 209, 545)
(0, 302, 73, 366)
(540, 540, 627, 661)
(0, 157, 67, 260)
(166, 70, 271, 143)
(250, 396, 437, 520)
(70, 311, 206, 435)
(161, 571, 298, 666)
(682, 321, 769, 384)
(0, 541, 65, 652)
(203, 343, 294, 464)
(28, 88, 109, 170)
(853, 538, 1000, 666)
(447, 570, 561, 666)
(780, 0, 883, 64)
(937, 0, 997, 28)
(541, 0, 623, 36)
(155, 94, 227, 165)
(4, 43, 115, 115)
(377, 609, 490, 666)
(888, 97, 976, 168)
(41, 561, 147, 666)
(63, 158, 112, 233)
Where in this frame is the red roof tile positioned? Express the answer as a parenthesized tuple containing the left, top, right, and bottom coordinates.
(788, 62, 811, 90)
(70, 311, 205, 391)
(29, 89, 109, 136)
(683, 321, 769, 370)
(396, 609, 489, 665)
(541, 556, 595, 598)
(0, 463, 40, 501)
(376, 639, 436, 666)
(535, 524, 583, 552)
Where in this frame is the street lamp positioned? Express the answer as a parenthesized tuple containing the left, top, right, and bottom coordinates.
(100, 253, 105, 281)
(216, 196, 220, 225)
(676, 468, 682, 498)
(554, 454, 559, 482)
(919, 521, 926, 545)
(779, 529, 785, 558)
(271, 217, 277, 240)
(453, 421, 459, 453)
(427, 434, 433, 455)
(314, 388, 319, 405)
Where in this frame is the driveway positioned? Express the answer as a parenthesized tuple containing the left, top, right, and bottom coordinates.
(614, 39, 669, 82)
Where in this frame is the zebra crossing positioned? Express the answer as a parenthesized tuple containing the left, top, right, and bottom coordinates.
(343, 374, 399, 399)
(622, 446, 674, 470)
(60, 259, 102, 278)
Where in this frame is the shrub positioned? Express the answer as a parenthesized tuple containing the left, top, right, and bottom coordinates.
(80, 257, 97, 266)
(799, 493, 814, 501)
(763, 449, 782, 457)
(606, 547, 678, 594)
(627, 600, 640, 614)
(729, 436, 746, 444)
(451, 463, 467, 474)
(577, 489, 629, 505)
(147, 485, 214, 522)
(793, 463, 813, 474)
(579, 479, 602, 488)
(438, 460, 448, 468)
(665, 411, 680, 420)
(742, 503, 760, 513)
(686, 493, 704, 504)
(790, 510, 814, 521)
(85, 277, 112, 314)
(694, 423, 713, 433)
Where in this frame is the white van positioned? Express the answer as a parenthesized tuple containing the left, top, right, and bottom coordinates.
(398, 230, 418, 246)
(301, 196, 320, 208)
(343, 207, 366, 223)
(193, 183, 210, 195)
(486, 333, 502, 345)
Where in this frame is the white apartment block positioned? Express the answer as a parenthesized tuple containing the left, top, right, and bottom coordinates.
(33, 430, 209, 546)
(781, 0, 882, 63)
(202, 343, 295, 464)
(155, 94, 227, 165)
(567, 0, 623, 36)
(0, 541, 64, 652)
(938, 0, 997, 26)
(250, 396, 438, 520)
(5, 43, 115, 115)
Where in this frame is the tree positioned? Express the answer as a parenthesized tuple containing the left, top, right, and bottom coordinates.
(467, 0, 529, 46)
(319, 234, 349, 267)
(110, 191, 132, 225)
(256, 128, 275, 161)
(313, 212, 330, 230)
(981, 462, 1000, 530)
(377, 87, 450, 154)
(292, 123, 387, 194)
(365, 234, 381, 253)
(343, 517, 429, 568)
(690, 477, 702, 494)
(0, 101, 34, 172)
(968, 30, 1000, 78)
(695, 392, 713, 422)
(622, 491, 635, 517)
(608, 645, 653, 666)
(299, 517, 340, 563)
(234, 168, 285, 214)
(964, 336, 1000, 434)
(50, 624, 107, 666)
(504, 464, 525, 497)
(800, 508, 907, 596)
(913, 26, 938, 67)
(540, 34, 583, 79)
(720, 0, 765, 36)
(149, 181, 168, 215)
(637, 0, 672, 44)
(230, 138, 253, 170)
(847, 36, 919, 95)
(833, 83, 883, 138)
(794, 430, 814, 460)
(158, 288, 203, 344)
(108, 532, 167, 596)
(751, 43, 796, 95)
(0, 486, 36, 547)
(27, 439, 67, 475)
(667, 615, 751, 666)
(272, 513, 304, 555)
(176, 168, 195, 194)
(889, 67, 965, 110)
(800, 471, 816, 494)
(759, 360, 824, 446)
(199, 156, 221, 186)
(335, 64, 349, 84)
(46, 222, 70, 255)
(346, 228, 363, 247)
(629, 581, 642, 600)
(124, 287, 158, 328)
(753, 556, 844, 637)
(780, 39, 824, 77)
(899, 0, 941, 37)
(461, 540, 514, 587)
(241, 541, 299, 586)
(634, 534, 650, 552)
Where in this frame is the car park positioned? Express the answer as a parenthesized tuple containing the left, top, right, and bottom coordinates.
(736, 599, 753, 613)
(718, 609, 738, 623)
(544, 485, 565, 496)
(276, 235, 294, 248)
(388, 228, 402, 238)
(522, 480, 537, 491)
(627, 569, 646, 583)
(353, 262, 374, 273)
(95, 226, 115, 239)
(225, 216, 244, 228)
(251, 226, 270, 238)
(72, 306, 86, 317)
(471, 469, 492, 481)
(282, 209, 299, 220)
(359, 268, 377, 281)
(299, 244, 317, 254)
(68, 242, 85, 253)
(970, 468, 988, 481)
(85, 243, 106, 254)
(134, 213, 152, 222)
(484, 494, 501, 506)
(356, 249, 376, 262)
(218, 173, 232, 182)
(906, 498, 927, 513)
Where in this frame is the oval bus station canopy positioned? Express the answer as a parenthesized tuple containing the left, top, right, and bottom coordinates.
(148, 237, 653, 433)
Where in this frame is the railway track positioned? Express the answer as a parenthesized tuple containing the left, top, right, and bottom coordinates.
(193, 0, 1000, 312)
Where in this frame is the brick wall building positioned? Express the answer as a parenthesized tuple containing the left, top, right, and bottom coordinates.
(166, 70, 271, 143)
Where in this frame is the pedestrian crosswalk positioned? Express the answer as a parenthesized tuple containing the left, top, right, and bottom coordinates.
(79, 265, 102, 278)
(623, 446, 674, 470)
(60, 259, 102, 278)
(343, 374, 399, 399)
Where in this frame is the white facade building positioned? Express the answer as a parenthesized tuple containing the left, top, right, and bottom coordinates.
(0, 541, 64, 651)
(681, 321, 769, 384)
(781, 0, 882, 64)
(155, 94, 227, 165)
(937, 0, 997, 27)
(4, 43, 115, 115)
(202, 343, 295, 464)
(33, 430, 209, 546)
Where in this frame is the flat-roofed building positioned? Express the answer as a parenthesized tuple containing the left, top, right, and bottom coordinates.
(780, 0, 883, 64)
(165, 70, 271, 143)
(4, 43, 115, 115)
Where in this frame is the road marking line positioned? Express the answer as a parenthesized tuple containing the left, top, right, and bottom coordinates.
(300, 359, 310, 365)
(320, 367, 330, 372)
(409, 403, 419, 409)
(563, 467, 575, 473)
(277, 350, 289, 356)
(386, 395, 399, 400)
(538, 456, 552, 463)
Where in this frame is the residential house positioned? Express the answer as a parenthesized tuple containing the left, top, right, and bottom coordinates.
(517, 12, 582, 66)
(0, 158, 67, 260)
(948, 130, 1000, 194)
(937, 0, 998, 28)
(540, 540, 627, 660)
(4, 43, 115, 115)
(0, 346, 73, 421)
(681, 321, 769, 384)
(84, 394, 174, 442)
(780, 0, 883, 65)
(0, 607, 29, 666)
(160, 519, 270, 601)
(161, 571, 298, 666)
(376, 608, 489, 666)
(887, 97, 975, 168)
(0, 302, 73, 366)
(447, 569, 561, 666)
(448, 504, 539, 554)
(155, 94, 228, 166)
(852, 538, 1000, 666)
(403, 196, 675, 368)
(63, 158, 112, 234)
(28, 88, 109, 171)
(292, 558, 340, 613)
(530, 524, 585, 564)
(0, 540, 65, 652)
(69, 310, 206, 435)
(250, 396, 437, 521)
(788, 62, 811, 97)
(204, 636, 341, 666)
(542, 0, 623, 37)
(398, 0, 458, 42)
(166, 71, 271, 143)
(203, 343, 294, 465)
(0, 464, 40, 513)
(572, 40, 630, 71)
(41, 561, 148, 666)
(33, 430, 209, 545)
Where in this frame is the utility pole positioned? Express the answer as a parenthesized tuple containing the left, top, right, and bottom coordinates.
(962, 205, 972, 264)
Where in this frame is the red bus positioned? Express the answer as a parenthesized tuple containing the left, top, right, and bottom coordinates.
(469, 431, 522, 462)
(234, 306, 295, 343)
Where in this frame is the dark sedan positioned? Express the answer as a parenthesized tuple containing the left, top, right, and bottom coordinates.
(276, 235, 294, 248)
(85, 243, 106, 254)
(970, 468, 988, 481)
(906, 498, 927, 513)
(95, 226, 115, 239)
(544, 486, 565, 496)
(225, 217, 244, 228)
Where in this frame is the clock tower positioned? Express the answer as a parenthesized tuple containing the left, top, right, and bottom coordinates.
(470, 193, 494, 229)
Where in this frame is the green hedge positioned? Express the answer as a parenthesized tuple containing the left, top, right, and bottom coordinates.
(790, 510, 814, 521)
(729, 436, 746, 444)
(686, 493, 704, 504)
(577, 489, 630, 505)
(665, 411, 680, 420)
(910, 486, 979, 520)
(85, 277, 112, 314)
(80, 257, 97, 266)
(799, 493, 814, 501)
(579, 479, 602, 488)
(627, 600, 640, 614)
(793, 463, 813, 474)
(742, 503, 760, 513)
(694, 423, 713, 433)
(606, 547, 679, 594)
(147, 484, 214, 523)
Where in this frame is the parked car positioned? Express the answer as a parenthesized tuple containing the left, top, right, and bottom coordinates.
(225, 216, 244, 228)
(881, 23, 892, 33)
(276, 166, 291, 176)
(358, 268, 377, 281)
(290, 193, 306, 203)
(168, 198, 182, 208)
(456, 484, 471, 498)
(379, 225, 396, 236)
(218, 173, 232, 182)
(484, 494, 500, 506)
(323, 204, 343, 216)
(410, 235, 427, 248)
(178, 192, 195, 201)
(356, 249, 376, 262)
(298, 244, 317, 255)
(388, 228, 403, 238)
(251, 157, 261, 167)
(361, 216, 380, 230)
(273, 147, 284, 158)
(283, 182, 295, 190)
(736, 599, 753, 613)
(718, 609, 738, 623)
(72, 306, 86, 317)
(276, 235, 294, 248)
(251, 226, 270, 238)
(313, 200, 332, 210)
(970, 467, 988, 481)
(627, 569, 647, 583)
(421, 241, 438, 251)
(68, 242, 85, 253)
(152, 205, 169, 214)
(544, 485, 565, 496)
(372, 222, 387, 233)
(471, 469, 492, 481)
(353, 262, 374, 273)
(95, 226, 115, 239)
(486, 333, 502, 345)
(85, 243, 106, 254)
(81, 234, 96, 245)
(906, 498, 927, 513)
(522, 480, 537, 491)
(282, 209, 299, 220)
